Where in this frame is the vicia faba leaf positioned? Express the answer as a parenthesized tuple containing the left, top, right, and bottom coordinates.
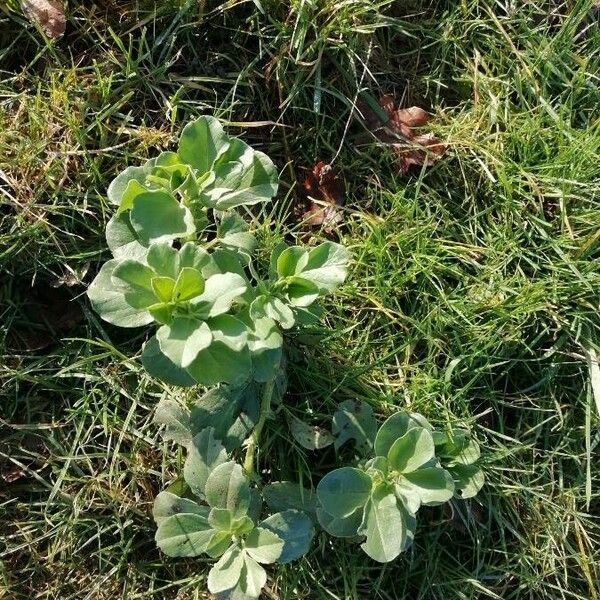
(183, 428, 228, 497)
(208, 546, 267, 598)
(263, 481, 317, 516)
(387, 427, 436, 473)
(87, 260, 155, 328)
(244, 526, 285, 564)
(259, 510, 315, 564)
(358, 483, 414, 563)
(178, 116, 230, 176)
(155, 512, 214, 557)
(152, 396, 194, 446)
(374, 411, 433, 458)
(141, 336, 197, 387)
(316, 467, 372, 518)
(205, 461, 251, 519)
(187, 381, 260, 451)
(316, 505, 363, 538)
(332, 400, 377, 454)
(152, 491, 209, 525)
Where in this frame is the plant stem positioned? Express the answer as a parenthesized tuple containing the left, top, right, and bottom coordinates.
(243, 377, 276, 478)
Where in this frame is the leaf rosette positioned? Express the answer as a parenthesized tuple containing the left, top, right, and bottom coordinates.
(316, 411, 484, 563)
(154, 428, 314, 600)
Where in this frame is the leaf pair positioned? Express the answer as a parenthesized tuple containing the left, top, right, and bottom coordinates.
(154, 428, 314, 599)
(250, 241, 349, 330)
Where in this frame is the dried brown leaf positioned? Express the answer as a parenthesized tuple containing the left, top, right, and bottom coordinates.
(21, 0, 65, 39)
(298, 161, 344, 229)
(356, 93, 447, 174)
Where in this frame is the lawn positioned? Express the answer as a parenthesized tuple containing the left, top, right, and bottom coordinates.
(1, 1, 600, 599)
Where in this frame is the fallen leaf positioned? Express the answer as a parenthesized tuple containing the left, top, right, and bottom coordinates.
(21, 0, 66, 39)
(297, 161, 344, 229)
(289, 416, 335, 450)
(356, 93, 447, 174)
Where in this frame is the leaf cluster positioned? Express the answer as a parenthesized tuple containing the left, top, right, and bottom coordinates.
(316, 409, 485, 562)
(86, 116, 349, 386)
(154, 428, 314, 599)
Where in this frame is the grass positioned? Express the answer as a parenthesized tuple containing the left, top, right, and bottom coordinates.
(1, 0, 600, 598)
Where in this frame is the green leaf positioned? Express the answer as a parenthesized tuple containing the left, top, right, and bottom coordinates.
(284, 276, 320, 307)
(105, 213, 147, 260)
(290, 417, 334, 450)
(276, 247, 309, 278)
(332, 400, 377, 455)
(392, 481, 421, 515)
(246, 317, 283, 383)
(87, 260, 153, 328)
(107, 164, 152, 206)
(151, 277, 175, 302)
(205, 530, 235, 559)
(316, 505, 363, 538)
(192, 273, 248, 318)
(153, 396, 193, 445)
(146, 242, 180, 278)
(209, 151, 278, 209)
(240, 552, 267, 598)
(152, 491, 209, 525)
(208, 508, 237, 532)
(173, 267, 205, 302)
(245, 527, 284, 564)
(401, 467, 455, 506)
(259, 510, 314, 564)
(130, 190, 195, 244)
(447, 464, 484, 499)
(374, 412, 433, 458)
(207, 545, 244, 595)
(186, 340, 252, 386)
(183, 428, 228, 497)
(299, 242, 349, 293)
(111, 259, 157, 308)
(189, 381, 260, 451)
(178, 241, 213, 273)
(117, 178, 148, 215)
(263, 297, 295, 329)
(359, 484, 411, 563)
(204, 461, 251, 518)
(247, 488, 263, 524)
(179, 116, 230, 175)
(208, 315, 248, 351)
(141, 336, 197, 387)
(316, 467, 372, 518)
(388, 428, 436, 474)
(155, 513, 214, 557)
(217, 210, 257, 256)
(263, 482, 316, 516)
(156, 317, 212, 368)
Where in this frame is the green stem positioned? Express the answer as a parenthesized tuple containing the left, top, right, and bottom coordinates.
(243, 377, 276, 478)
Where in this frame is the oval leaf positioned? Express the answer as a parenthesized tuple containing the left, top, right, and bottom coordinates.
(204, 461, 251, 518)
(183, 428, 228, 497)
(259, 510, 315, 563)
(316, 467, 372, 518)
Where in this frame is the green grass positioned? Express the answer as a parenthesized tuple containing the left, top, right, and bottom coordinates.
(1, 0, 600, 598)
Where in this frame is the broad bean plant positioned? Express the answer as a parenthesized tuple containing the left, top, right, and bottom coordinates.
(87, 116, 485, 598)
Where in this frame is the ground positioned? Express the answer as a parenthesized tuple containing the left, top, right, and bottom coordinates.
(1, 1, 599, 599)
